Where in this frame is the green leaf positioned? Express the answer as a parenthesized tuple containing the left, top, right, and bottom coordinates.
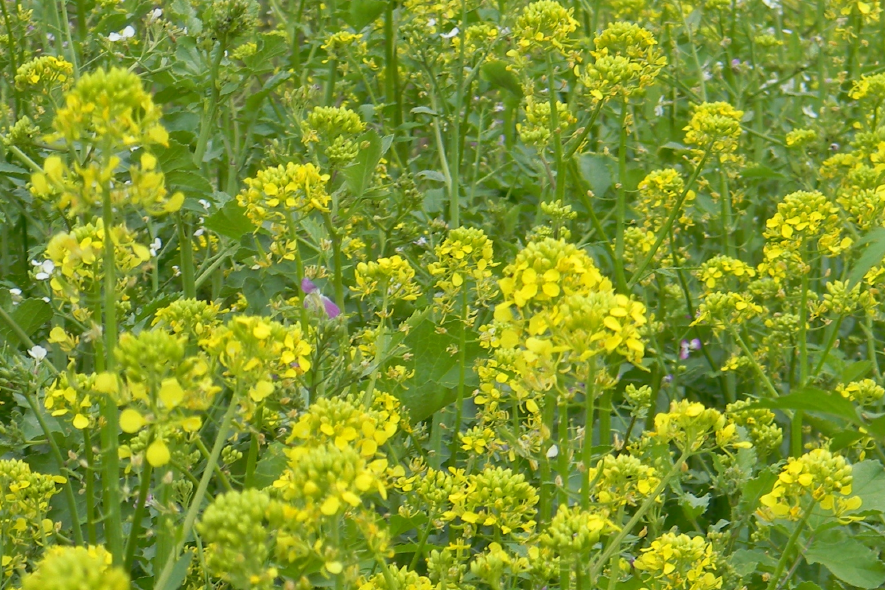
(251, 442, 288, 488)
(730, 549, 776, 577)
(578, 154, 612, 198)
(347, 0, 386, 30)
(829, 429, 866, 452)
(842, 360, 874, 383)
(204, 200, 255, 240)
(848, 227, 885, 287)
(481, 61, 522, 97)
(0, 161, 28, 175)
(157, 140, 212, 196)
(847, 460, 885, 514)
(344, 130, 386, 198)
(794, 583, 823, 590)
(741, 166, 788, 180)
(806, 534, 885, 588)
(399, 317, 482, 422)
(158, 551, 194, 590)
(747, 387, 860, 424)
(0, 299, 53, 347)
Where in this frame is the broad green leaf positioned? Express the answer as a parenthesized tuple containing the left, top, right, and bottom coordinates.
(481, 61, 522, 97)
(730, 549, 776, 577)
(157, 140, 212, 195)
(848, 227, 885, 287)
(399, 317, 482, 422)
(578, 153, 613, 198)
(829, 429, 866, 452)
(747, 387, 860, 424)
(0, 299, 53, 347)
(842, 360, 874, 383)
(847, 460, 885, 514)
(806, 534, 885, 588)
(158, 551, 194, 590)
(204, 200, 255, 240)
(344, 130, 385, 198)
(794, 583, 823, 590)
(347, 0, 386, 30)
(251, 442, 288, 488)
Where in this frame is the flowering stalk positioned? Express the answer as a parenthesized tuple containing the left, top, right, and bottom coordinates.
(589, 447, 692, 584)
(123, 463, 153, 570)
(547, 53, 567, 205)
(581, 359, 597, 509)
(154, 398, 238, 590)
(628, 142, 713, 288)
(100, 159, 124, 563)
(449, 287, 470, 466)
(613, 96, 629, 293)
(793, 251, 810, 457)
(194, 35, 227, 166)
(82, 429, 97, 543)
(177, 212, 197, 299)
(449, 0, 468, 228)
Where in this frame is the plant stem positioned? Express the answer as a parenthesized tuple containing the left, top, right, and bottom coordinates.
(793, 256, 810, 457)
(124, 463, 154, 570)
(449, 0, 467, 228)
(100, 167, 123, 563)
(614, 97, 629, 293)
(546, 54, 567, 205)
(581, 359, 597, 509)
(194, 37, 226, 166)
(765, 503, 815, 590)
(83, 428, 97, 544)
(557, 395, 570, 504)
(727, 324, 780, 398)
(154, 400, 238, 590)
(178, 212, 196, 299)
(448, 288, 469, 467)
(812, 314, 844, 377)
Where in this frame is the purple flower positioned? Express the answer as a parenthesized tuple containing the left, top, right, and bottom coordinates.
(301, 278, 341, 318)
(679, 338, 703, 360)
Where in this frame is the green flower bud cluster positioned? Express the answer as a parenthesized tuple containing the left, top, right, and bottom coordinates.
(201, 0, 258, 42)
(726, 400, 783, 458)
(517, 96, 575, 148)
(512, 0, 578, 53)
(578, 22, 665, 101)
(445, 466, 539, 535)
(539, 504, 609, 558)
(683, 101, 743, 155)
(589, 453, 660, 506)
(624, 384, 653, 416)
(470, 542, 530, 586)
(818, 279, 874, 316)
(2, 116, 39, 147)
(198, 489, 285, 590)
(359, 565, 436, 590)
(301, 106, 366, 166)
(152, 298, 225, 340)
(785, 128, 817, 148)
(14, 56, 73, 92)
(696, 255, 756, 292)
(21, 545, 129, 590)
(635, 168, 692, 232)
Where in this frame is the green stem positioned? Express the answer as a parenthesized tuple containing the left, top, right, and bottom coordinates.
(539, 399, 555, 524)
(546, 54, 567, 204)
(0, 0, 21, 116)
(449, 288, 469, 467)
(449, 0, 467, 228)
(727, 324, 780, 398)
(322, 212, 346, 312)
(581, 360, 596, 509)
(765, 503, 815, 590)
(793, 257, 810, 457)
(154, 400, 238, 590)
(83, 428, 97, 544)
(194, 38, 227, 166)
(178, 212, 196, 299)
(100, 170, 123, 563)
(557, 395, 570, 504)
(124, 463, 154, 570)
(614, 97, 629, 293)
(812, 314, 844, 377)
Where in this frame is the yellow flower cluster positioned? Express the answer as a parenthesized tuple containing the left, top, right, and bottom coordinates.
(44, 369, 106, 430)
(696, 255, 756, 291)
(726, 400, 783, 458)
(115, 330, 220, 467)
(236, 162, 331, 228)
(837, 378, 885, 406)
(517, 95, 576, 148)
(301, 106, 366, 165)
(579, 22, 665, 101)
(654, 400, 748, 452)
(635, 168, 693, 231)
(683, 101, 743, 155)
(759, 449, 860, 521)
(0, 460, 65, 574)
(428, 226, 498, 317)
(511, 0, 579, 53)
(21, 545, 130, 590)
(539, 504, 610, 558)
(152, 298, 225, 340)
(588, 453, 660, 506)
(353, 255, 421, 304)
(692, 291, 764, 333)
(14, 55, 73, 92)
(633, 533, 722, 590)
(763, 190, 851, 257)
(444, 466, 539, 535)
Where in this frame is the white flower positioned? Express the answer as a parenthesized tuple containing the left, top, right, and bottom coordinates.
(546, 444, 559, 459)
(150, 8, 163, 19)
(442, 27, 460, 39)
(34, 259, 54, 280)
(149, 238, 162, 257)
(28, 346, 48, 361)
(802, 105, 818, 119)
(9, 288, 21, 296)
(109, 25, 135, 42)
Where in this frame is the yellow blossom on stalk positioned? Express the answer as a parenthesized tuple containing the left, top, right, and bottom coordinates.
(588, 454, 660, 506)
(44, 369, 106, 430)
(152, 298, 226, 340)
(50, 67, 168, 147)
(511, 0, 579, 53)
(353, 255, 421, 303)
(451, 23, 500, 57)
(693, 290, 765, 333)
(42, 220, 151, 320)
(398, 465, 469, 522)
(272, 442, 387, 517)
(236, 161, 331, 228)
(633, 533, 722, 590)
(14, 55, 73, 92)
(444, 466, 539, 535)
(654, 400, 730, 451)
(0, 460, 65, 575)
(832, 0, 881, 25)
(837, 379, 885, 406)
(21, 545, 130, 590)
(696, 255, 756, 292)
(200, 315, 312, 407)
(850, 72, 885, 104)
(763, 190, 851, 256)
(817, 279, 875, 316)
(683, 101, 743, 155)
(301, 106, 366, 165)
(785, 128, 817, 148)
(360, 566, 436, 590)
(759, 449, 861, 521)
(470, 542, 531, 586)
(726, 400, 783, 458)
(114, 330, 220, 466)
(288, 394, 401, 458)
(553, 291, 648, 364)
(428, 226, 498, 317)
(322, 30, 367, 61)
(635, 168, 693, 231)
(578, 22, 665, 101)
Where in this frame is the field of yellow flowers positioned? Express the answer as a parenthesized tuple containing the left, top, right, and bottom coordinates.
(4, 0, 885, 588)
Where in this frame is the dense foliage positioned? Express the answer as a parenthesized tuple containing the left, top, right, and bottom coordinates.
(3, 0, 885, 589)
